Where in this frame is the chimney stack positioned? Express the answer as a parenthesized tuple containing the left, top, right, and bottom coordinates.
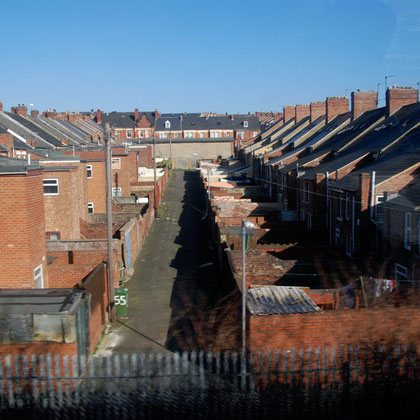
(326, 97, 349, 123)
(386, 86, 419, 117)
(310, 101, 326, 123)
(283, 106, 295, 123)
(31, 110, 39, 118)
(0, 101, 3, 112)
(96, 109, 102, 124)
(230, 114, 234, 120)
(155, 109, 160, 119)
(295, 104, 310, 123)
(12, 105, 28, 117)
(135, 108, 139, 121)
(351, 91, 377, 120)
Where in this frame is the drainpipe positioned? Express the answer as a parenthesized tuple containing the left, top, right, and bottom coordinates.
(326, 171, 329, 229)
(352, 196, 355, 254)
(369, 171, 376, 220)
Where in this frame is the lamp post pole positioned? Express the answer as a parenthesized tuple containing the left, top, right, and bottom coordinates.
(241, 219, 255, 354)
(242, 220, 246, 354)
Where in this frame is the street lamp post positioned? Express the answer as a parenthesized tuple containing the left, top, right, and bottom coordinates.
(242, 219, 255, 354)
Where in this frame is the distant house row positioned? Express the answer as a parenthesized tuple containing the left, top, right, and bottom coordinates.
(239, 86, 420, 284)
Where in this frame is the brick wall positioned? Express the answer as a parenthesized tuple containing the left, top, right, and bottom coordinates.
(351, 91, 377, 120)
(249, 307, 420, 352)
(43, 168, 83, 239)
(0, 342, 78, 357)
(310, 101, 326, 123)
(86, 160, 106, 213)
(386, 87, 418, 116)
(326, 97, 349, 123)
(0, 170, 47, 288)
(295, 104, 310, 123)
(283, 106, 295, 123)
(79, 263, 108, 352)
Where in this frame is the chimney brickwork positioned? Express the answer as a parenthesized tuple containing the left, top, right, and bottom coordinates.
(351, 91, 378, 120)
(295, 104, 310, 123)
(326, 97, 349, 123)
(386, 87, 418, 117)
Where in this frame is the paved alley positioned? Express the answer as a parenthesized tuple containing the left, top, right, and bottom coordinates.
(96, 170, 230, 354)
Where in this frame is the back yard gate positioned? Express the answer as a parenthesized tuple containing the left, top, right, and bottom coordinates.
(1, 344, 420, 419)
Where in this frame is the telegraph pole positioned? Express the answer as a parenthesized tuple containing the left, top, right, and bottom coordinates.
(153, 134, 157, 214)
(105, 124, 116, 323)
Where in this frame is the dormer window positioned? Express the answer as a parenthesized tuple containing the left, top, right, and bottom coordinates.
(165, 120, 171, 129)
(243, 120, 248, 128)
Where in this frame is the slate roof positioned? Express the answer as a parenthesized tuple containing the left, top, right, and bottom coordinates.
(298, 103, 420, 181)
(279, 107, 386, 172)
(0, 288, 86, 315)
(156, 113, 261, 131)
(26, 116, 80, 147)
(5, 113, 63, 147)
(247, 286, 322, 315)
(39, 117, 88, 144)
(384, 182, 420, 210)
(329, 126, 420, 191)
(97, 111, 155, 128)
(0, 112, 54, 149)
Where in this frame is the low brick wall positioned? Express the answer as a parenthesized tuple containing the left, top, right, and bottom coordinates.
(249, 307, 420, 352)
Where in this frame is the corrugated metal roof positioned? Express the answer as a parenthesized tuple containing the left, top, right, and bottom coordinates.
(247, 286, 322, 315)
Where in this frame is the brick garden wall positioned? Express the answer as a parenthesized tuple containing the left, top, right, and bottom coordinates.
(249, 307, 420, 352)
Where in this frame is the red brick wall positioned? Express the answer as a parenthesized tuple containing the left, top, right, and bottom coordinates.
(310, 101, 326, 123)
(326, 97, 349, 123)
(86, 160, 106, 213)
(0, 133, 13, 153)
(295, 104, 310, 123)
(0, 342, 77, 357)
(43, 169, 82, 239)
(351, 91, 377, 120)
(47, 264, 98, 288)
(283, 106, 295, 123)
(249, 307, 420, 351)
(386, 87, 418, 116)
(79, 263, 108, 352)
(0, 171, 47, 288)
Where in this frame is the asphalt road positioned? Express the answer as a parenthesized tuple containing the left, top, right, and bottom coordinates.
(95, 170, 236, 355)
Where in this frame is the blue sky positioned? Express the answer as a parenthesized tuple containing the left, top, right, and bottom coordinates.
(1, 0, 419, 113)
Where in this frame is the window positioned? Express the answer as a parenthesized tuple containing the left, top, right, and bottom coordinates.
(160, 132, 167, 139)
(345, 193, 349, 220)
(199, 132, 204, 138)
(174, 133, 178, 139)
(46, 232, 60, 240)
(34, 264, 43, 289)
(238, 131, 245, 140)
(214, 131, 220, 138)
(112, 187, 122, 197)
(88, 202, 94, 213)
(395, 263, 408, 281)
(346, 236, 353, 256)
(253, 131, 258, 137)
(15, 149, 27, 159)
(43, 179, 59, 195)
(307, 213, 312, 230)
(126, 130, 132, 138)
(185, 132, 193, 138)
(338, 192, 343, 219)
(243, 121, 248, 128)
(404, 212, 412, 250)
(87, 164, 93, 179)
(111, 158, 121, 169)
(165, 120, 171, 129)
(335, 228, 340, 246)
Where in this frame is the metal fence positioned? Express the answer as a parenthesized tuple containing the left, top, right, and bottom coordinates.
(1, 344, 420, 419)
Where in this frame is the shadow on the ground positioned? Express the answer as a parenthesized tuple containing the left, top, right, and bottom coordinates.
(165, 171, 240, 353)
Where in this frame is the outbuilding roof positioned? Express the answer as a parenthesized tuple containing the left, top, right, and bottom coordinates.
(247, 286, 322, 315)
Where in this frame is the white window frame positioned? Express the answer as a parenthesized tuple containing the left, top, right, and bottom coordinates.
(126, 129, 132, 138)
(404, 212, 412, 250)
(174, 132, 178, 139)
(87, 164, 93, 179)
(395, 263, 408, 281)
(253, 131, 258, 137)
(111, 158, 121, 169)
(112, 187, 122, 197)
(243, 121, 248, 128)
(199, 132, 204, 138)
(88, 202, 94, 213)
(43, 178, 59, 195)
(345, 193, 349, 220)
(165, 120, 171, 129)
(160, 132, 167, 139)
(34, 264, 43, 289)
